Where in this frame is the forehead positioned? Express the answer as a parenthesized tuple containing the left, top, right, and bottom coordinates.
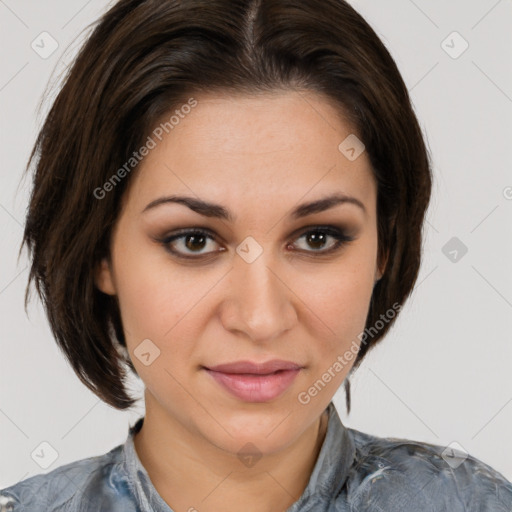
(125, 90, 376, 216)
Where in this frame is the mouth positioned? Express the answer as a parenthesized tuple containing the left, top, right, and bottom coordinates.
(202, 360, 303, 403)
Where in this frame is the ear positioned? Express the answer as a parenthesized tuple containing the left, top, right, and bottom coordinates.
(94, 257, 117, 295)
(374, 248, 389, 283)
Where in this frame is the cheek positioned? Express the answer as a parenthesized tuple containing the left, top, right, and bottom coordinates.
(293, 247, 376, 360)
(324, 271, 374, 333)
(112, 252, 205, 395)
(111, 244, 197, 345)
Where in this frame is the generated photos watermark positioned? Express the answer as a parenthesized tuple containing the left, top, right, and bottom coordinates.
(297, 301, 402, 405)
(93, 97, 198, 200)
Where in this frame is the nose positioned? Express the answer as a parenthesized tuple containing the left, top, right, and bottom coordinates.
(219, 250, 297, 343)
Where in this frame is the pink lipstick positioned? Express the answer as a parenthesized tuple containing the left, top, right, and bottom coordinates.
(203, 360, 302, 402)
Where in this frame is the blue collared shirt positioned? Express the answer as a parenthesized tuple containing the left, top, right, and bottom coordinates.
(2, 402, 511, 511)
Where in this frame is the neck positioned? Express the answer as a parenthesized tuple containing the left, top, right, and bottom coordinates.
(133, 400, 329, 512)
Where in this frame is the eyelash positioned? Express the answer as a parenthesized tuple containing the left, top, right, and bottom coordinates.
(158, 225, 355, 260)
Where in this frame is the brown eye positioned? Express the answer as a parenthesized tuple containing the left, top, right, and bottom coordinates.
(184, 233, 208, 252)
(292, 227, 354, 254)
(305, 231, 329, 250)
(160, 229, 221, 258)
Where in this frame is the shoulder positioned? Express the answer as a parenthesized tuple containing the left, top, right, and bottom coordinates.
(0, 443, 135, 511)
(343, 427, 512, 511)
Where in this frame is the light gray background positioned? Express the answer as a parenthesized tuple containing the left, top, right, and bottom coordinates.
(1, 0, 511, 488)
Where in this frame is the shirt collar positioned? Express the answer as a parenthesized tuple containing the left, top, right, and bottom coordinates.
(120, 401, 355, 511)
(288, 401, 356, 509)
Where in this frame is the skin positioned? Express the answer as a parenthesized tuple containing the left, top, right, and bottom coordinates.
(95, 90, 386, 512)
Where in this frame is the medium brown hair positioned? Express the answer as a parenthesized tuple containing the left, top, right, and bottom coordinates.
(20, 0, 432, 411)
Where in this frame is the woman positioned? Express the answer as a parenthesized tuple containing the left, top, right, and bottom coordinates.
(1, 0, 511, 510)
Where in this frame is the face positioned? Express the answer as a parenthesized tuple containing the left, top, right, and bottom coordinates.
(95, 90, 384, 456)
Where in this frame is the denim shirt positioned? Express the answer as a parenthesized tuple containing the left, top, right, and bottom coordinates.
(1, 402, 511, 511)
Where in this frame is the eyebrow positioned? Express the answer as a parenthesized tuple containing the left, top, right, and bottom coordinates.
(141, 193, 366, 221)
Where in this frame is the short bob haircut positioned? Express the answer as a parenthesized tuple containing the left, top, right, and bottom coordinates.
(21, 0, 432, 412)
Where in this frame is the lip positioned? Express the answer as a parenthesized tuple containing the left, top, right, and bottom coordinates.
(203, 360, 303, 402)
(206, 360, 302, 374)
